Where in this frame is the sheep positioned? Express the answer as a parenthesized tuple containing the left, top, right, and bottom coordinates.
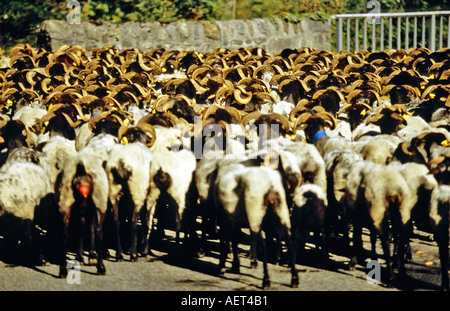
(105, 137, 153, 261)
(282, 141, 327, 191)
(0, 120, 33, 165)
(359, 135, 401, 164)
(0, 157, 52, 266)
(344, 160, 417, 283)
(12, 105, 47, 137)
(428, 148, 450, 185)
(144, 149, 197, 251)
(323, 148, 363, 241)
(55, 148, 109, 278)
(192, 151, 249, 256)
(191, 145, 300, 260)
(37, 135, 77, 185)
(213, 162, 298, 289)
(386, 161, 439, 263)
(387, 161, 439, 226)
(392, 129, 450, 164)
(291, 183, 329, 266)
(428, 185, 450, 291)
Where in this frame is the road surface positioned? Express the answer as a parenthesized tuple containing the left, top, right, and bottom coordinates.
(0, 227, 445, 293)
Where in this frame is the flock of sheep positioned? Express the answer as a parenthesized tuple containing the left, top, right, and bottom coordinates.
(0, 43, 449, 290)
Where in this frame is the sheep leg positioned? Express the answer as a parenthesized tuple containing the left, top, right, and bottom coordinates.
(370, 231, 378, 261)
(95, 226, 106, 275)
(21, 219, 42, 266)
(138, 208, 150, 257)
(395, 222, 412, 276)
(231, 225, 241, 273)
(76, 213, 86, 265)
(218, 233, 230, 276)
(93, 210, 106, 275)
(218, 215, 233, 276)
(88, 211, 98, 266)
(254, 231, 271, 289)
(436, 234, 449, 291)
(380, 232, 394, 286)
(112, 201, 124, 262)
(57, 213, 69, 278)
(315, 226, 329, 267)
(129, 209, 139, 262)
(284, 228, 299, 288)
(144, 202, 157, 256)
(350, 222, 363, 270)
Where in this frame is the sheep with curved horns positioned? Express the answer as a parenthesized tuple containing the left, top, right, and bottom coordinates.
(323, 148, 363, 244)
(145, 148, 197, 250)
(344, 160, 416, 284)
(291, 183, 329, 266)
(213, 162, 298, 289)
(429, 185, 450, 291)
(105, 124, 154, 261)
(0, 148, 53, 266)
(55, 148, 109, 278)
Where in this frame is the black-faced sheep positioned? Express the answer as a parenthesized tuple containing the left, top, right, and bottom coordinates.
(429, 185, 450, 291)
(0, 156, 52, 265)
(55, 148, 109, 277)
(145, 149, 197, 250)
(105, 136, 153, 261)
(291, 183, 328, 266)
(344, 160, 416, 283)
(214, 162, 298, 289)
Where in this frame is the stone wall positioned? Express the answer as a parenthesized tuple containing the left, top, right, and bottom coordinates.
(37, 17, 330, 54)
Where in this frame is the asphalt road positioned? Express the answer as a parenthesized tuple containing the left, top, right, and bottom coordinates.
(0, 227, 445, 293)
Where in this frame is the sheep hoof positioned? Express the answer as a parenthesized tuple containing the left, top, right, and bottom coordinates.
(196, 249, 205, 258)
(130, 255, 138, 262)
(219, 267, 226, 276)
(262, 280, 271, 290)
(291, 276, 299, 288)
(59, 267, 68, 279)
(97, 264, 106, 276)
(89, 257, 98, 266)
(75, 255, 85, 265)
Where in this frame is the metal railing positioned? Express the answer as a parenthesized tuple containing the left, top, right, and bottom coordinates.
(331, 11, 450, 52)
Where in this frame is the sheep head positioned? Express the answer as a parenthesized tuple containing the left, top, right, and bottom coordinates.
(394, 130, 450, 164)
(366, 104, 408, 134)
(339, 101, 373, 131)
(0, 119, 32, 150)
(118, 123, 157, 148)
(311, 86, 346, 117)
(428, 153, 450, 185)
(293, 107, 336, 143)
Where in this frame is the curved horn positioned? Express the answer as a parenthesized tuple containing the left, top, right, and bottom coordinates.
(293, 112, 313, 131)
(315, 111, 337, 130)
(62, 112, 83, 128)
(136, 122, 157, 147)
(240, 111, 262, 127)
(234, 86, 252, 105)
